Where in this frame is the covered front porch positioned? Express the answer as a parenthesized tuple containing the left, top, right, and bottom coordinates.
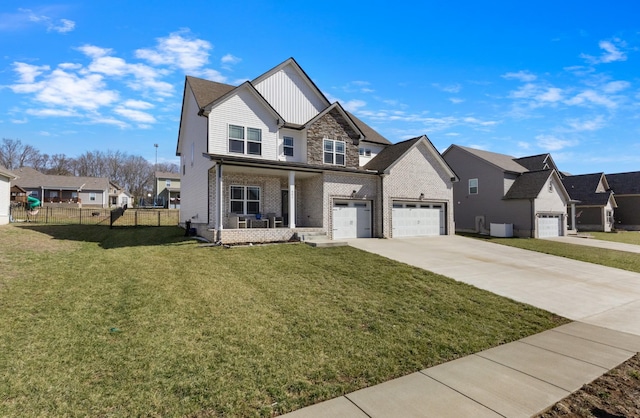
(208, 162, 325, 244)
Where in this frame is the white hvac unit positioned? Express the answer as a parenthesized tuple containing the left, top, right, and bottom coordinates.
(490, 223, 513, 237)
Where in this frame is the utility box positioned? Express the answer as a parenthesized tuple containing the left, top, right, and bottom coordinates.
(490, 223, 513, 238)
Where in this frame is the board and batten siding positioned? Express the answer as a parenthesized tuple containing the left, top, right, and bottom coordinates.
(179, 86, 212, 225)
(208, 90, 279, 160)
(253, 65, 326, 125)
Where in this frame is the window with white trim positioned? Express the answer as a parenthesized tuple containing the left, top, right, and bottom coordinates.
(324, 139, 345, 165)
(469, 178, 478, 195)
(90, 192, 97, 201)
(230, 185, 260, 215)
(283, 136, 294, 157)
(166, 179, 171, 187)
(359, 147, 371, 157)
(229, 125, 262, 155)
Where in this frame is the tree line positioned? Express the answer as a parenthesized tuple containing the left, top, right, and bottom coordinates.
(1, 138, 178, 203)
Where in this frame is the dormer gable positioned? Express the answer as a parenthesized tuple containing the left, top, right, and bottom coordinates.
(252, 58, 330, 125)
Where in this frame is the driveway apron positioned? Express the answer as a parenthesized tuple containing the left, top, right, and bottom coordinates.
(347, 235, 640, 337)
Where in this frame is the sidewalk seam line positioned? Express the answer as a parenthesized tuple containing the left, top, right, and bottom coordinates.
(343, 395, 373, 418)
(519, 338, 633, 369)
(418, 366, 507, 417)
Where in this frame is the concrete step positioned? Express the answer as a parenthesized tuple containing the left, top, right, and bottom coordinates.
(305, 240, 348, 248)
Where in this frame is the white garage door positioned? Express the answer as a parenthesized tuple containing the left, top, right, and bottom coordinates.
(538, 215, 562, 238)
(332, 200, 371, 239)
(392, 202, 445, 237)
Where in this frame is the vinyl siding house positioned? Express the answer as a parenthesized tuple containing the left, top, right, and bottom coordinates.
(606, 171, 640, 231)
(177, 58, 457, 244)
(155, 171, 180, 209)
(561, 173, 616, 232)
(11, 167, 111, 208)
(0, 167, 16, 225)
(442, 145, 570, 238)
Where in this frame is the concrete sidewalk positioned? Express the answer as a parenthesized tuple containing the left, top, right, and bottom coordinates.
(544, 235, 640, 253)
(283, 322, 640, 417)
(281, 235, 640, 417)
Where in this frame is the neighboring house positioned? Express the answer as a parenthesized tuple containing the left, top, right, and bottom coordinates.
(561, 173, 616, 232)
(442, 145, 570, 238)
(155, 171, 180, 209)
(176, 57, 457, 243)
(0, 166, 17, 225)
(109, 182, 132, 208)
(606, 171, 640, 231)
(11, 167, 111, 208)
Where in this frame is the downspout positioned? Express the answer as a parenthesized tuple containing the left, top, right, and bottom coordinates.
(379, 173, 385, 238)
(530, 198, 535, 238)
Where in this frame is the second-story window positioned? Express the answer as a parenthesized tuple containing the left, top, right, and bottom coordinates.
(324, 139, 345, 165)
(166, 179, 171, 187)
(283, 136, 294, 157)
(229, 125, 262, 156)
(469, 178, 478, 195)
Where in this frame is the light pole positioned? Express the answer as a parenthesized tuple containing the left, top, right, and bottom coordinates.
(154, 143, 158, 206)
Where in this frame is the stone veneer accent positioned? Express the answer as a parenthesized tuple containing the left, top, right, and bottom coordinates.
(306, 108, 360, 168)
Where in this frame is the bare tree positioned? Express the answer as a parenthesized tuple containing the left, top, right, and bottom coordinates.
(0, 138, 40, 170)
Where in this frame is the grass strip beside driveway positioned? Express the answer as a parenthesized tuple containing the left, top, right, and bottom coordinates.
(0, 225, 566, 417)
(464, 233, 640, 274)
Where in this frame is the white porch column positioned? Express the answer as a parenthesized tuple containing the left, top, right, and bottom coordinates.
(217, 164, 223, 230)
(571, 202, 576, 231)
(288, 171, 296, 228)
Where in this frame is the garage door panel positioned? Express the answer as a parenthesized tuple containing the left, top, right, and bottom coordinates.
(538, 215, 562, 238)
(332, 201, 371, 239)
(392, 203, 444, 237)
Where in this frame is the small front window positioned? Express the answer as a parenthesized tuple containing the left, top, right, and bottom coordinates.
(90, 193, 96, 201)
(283, 136, 294, 157)
(469, 178, 478, 195)
(229, 125, 245, 154)
(166, 179, 171, 187)
(247, 128, 262, 155)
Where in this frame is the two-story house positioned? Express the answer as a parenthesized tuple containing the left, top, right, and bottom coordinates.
(155, 171, 180, 209)
(442, 145, 570, 238)
(561, 173, 616, 232)
(606, 171, 640, 230)
(176, 58, 457, 244)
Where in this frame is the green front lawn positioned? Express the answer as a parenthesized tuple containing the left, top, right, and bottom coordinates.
(589, 230, 640, 246)
(0, 225, 566, 417)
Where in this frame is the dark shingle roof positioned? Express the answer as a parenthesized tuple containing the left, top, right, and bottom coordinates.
(561, 173, 612, 205)
(363, 137, 421, 172)
(186, 76, 236, 109)
(513, 153, 558, 173)
(11, 167, 109, 190)
(504, 170, 552, 199)
(346, 112, 391, 145)
(453, 145, 529, 173)
(606, 171, 640, 195)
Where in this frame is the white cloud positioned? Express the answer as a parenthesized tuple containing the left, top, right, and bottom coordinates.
(123, 99, 154, 109)
(15, 8, 75, 33)
(27, 108, 78, 117)
(136, 30, 212, 72)
(536, 134, 577, 151)
(113, 107, 156, 123)
(449, 98, 464, 104)
(602, 80, 630, 93)
(565, 90, 617, 109)
(581, 38, 627, 64)
(502, 71, 537, 82)
(221, 54, 241, 65)
(537, 87, 564, 103)
(433, 83, 462, 93)
(343, 99, 367, 112)
(566, 115, 606, 131)
(12, 62, 50, 83)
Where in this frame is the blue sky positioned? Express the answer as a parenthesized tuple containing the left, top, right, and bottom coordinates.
(1, 1, 639, 175)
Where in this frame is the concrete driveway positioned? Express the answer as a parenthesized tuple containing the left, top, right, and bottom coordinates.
(347, 235, 640, 336)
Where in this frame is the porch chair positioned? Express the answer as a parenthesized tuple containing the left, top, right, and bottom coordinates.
(229, 213, 248, 229)
(266, 212, 283, 228)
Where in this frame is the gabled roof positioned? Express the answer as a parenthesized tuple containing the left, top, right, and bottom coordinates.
(561, 173, 615, 206)
(304, 102, 363, 142)
(11, 166, 109, 191)
(513, 153, 559, 173)
(0, 166, 16, 180)
(606, 171, 640, 195)
(364, 135, 458, 180)
(180, 59, 390, 147)
(504, 170, 557, 199)
(155, 171, 181, 180)
(444, 145, 529, 174)
(201, 81, 284, 124)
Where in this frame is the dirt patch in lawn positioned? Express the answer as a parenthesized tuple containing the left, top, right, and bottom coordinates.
(535, 353, 640, 418)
